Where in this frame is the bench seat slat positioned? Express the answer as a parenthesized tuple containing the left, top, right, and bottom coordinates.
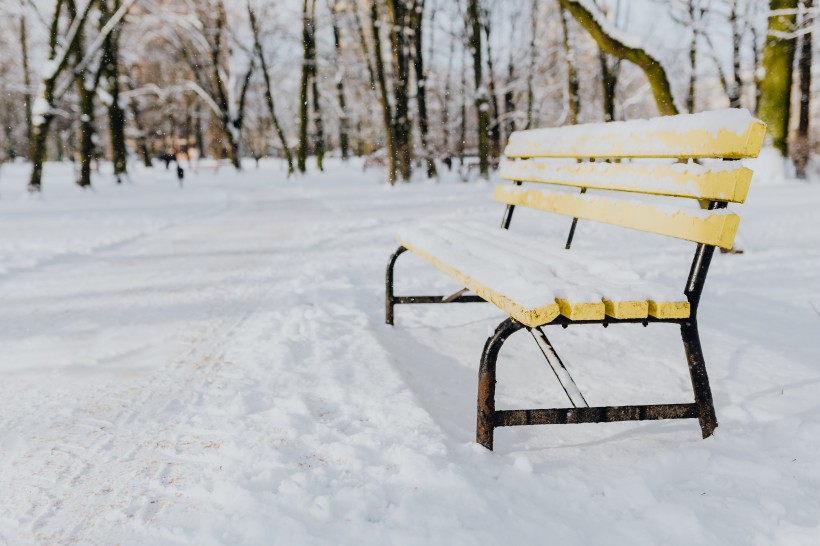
(499, 160, 753, 203)
(494, 185, 740, 249)
(396, 224, 689, 328)
(504, 108, 766, 160)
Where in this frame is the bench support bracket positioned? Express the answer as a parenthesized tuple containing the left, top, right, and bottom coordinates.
(386, 245, 484, 325)
(477, 317, 718, 450)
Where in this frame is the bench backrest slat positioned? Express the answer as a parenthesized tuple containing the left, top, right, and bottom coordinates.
(504, 109, 766, 160)
(499, 161, 753, 203)
(493, 185, 740, 249)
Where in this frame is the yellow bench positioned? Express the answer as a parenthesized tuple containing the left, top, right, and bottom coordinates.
(386, 108, 766, 450)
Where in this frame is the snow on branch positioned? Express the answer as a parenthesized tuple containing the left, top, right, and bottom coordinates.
(559, 0, 681, 116)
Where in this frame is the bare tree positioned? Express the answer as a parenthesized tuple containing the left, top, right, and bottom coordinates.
(28, 0, 96, 192)
(247, 1, 295, 176)
(559, 0, 679, 116)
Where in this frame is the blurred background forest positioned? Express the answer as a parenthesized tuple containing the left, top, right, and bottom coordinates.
(0, 0, 815, 191)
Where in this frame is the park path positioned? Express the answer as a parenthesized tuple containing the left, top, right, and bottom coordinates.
(1, 163, 819, 545)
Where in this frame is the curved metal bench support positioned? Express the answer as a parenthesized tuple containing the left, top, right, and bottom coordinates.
(681, 319, 718, 438)
(475, 317, 719, 451)
(477, 318, 526, 450)
(385, 246, 408, 325)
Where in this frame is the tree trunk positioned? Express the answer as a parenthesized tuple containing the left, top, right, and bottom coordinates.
(413, 0, 437, 179)
(366, 0, 397, 184)
(504, 57, 516, 144)
(100, 0, 128, 183)
(483, 11, 502, 158)
(685, 0, 699, 113)
(441, 33, 455, 165)
(75, 77, 95, 188)
(459, 44, 467, 168)
(526, 0, 538, 129)
(560, 0, 678, 116)
(248, 1, 295, 176)
(600, 50, 618, 121)
(387, 0, 412, 182)
(751, 24, 763, 114)
(793, 0, 812, 178)
(560, 5, 580, 124)
(757, 0, 798, 156)
(330, 0, 350, 161)
(297, 0, 312, 173)
(19, 2, 32, 148)
(468, 0, 490, 179)
(728, 0, 743, 108)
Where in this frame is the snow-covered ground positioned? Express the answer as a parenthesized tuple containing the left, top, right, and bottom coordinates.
(0, 157, 819, 545)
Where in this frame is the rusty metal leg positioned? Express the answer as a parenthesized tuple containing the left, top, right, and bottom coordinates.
(681, 320, 718, 438)
(477, 318, 526, 450)
(385, 246, 407, 325)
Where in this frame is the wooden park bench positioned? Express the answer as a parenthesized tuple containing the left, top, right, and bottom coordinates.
(385, 109, 766, 450)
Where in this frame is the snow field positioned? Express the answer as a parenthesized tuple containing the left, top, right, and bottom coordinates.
(0, 157, 819, 544)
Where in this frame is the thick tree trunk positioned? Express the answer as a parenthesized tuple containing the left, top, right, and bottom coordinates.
(468, 0, 490, 179)
(67, 0, 96, 189)
(75, 78, 95, 188)
(100, 0, 128, 183)
(387, 0, 412, 182)
(297, 0, 313, 173)
(560, 0, 678, 116)
(757, 0, 798, 156)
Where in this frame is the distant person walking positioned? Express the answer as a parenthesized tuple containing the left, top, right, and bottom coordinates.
(176, 157, 184, 188)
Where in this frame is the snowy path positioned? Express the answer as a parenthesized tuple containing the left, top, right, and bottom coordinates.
(1, 160, 819, 544)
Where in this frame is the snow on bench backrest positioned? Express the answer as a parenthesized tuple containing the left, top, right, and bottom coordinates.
(499, 161, 753, 204)
(504, 109, 766, 160)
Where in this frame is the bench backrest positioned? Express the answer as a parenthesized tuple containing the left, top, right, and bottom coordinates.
(497, 109, 766, 250)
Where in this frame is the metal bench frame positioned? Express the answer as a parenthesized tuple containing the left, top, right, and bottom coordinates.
(385, 178, 727, 450)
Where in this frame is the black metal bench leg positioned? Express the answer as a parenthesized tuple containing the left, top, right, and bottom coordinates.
(477, 318, 526, 450)
(385, 246, 407, 325)
(681, 320, 718, 438)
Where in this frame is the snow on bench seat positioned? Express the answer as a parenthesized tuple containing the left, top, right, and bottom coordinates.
(397, 223, 689, 327)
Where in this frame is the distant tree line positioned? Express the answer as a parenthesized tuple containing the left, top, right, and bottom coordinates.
(0, 0, 816, 191)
